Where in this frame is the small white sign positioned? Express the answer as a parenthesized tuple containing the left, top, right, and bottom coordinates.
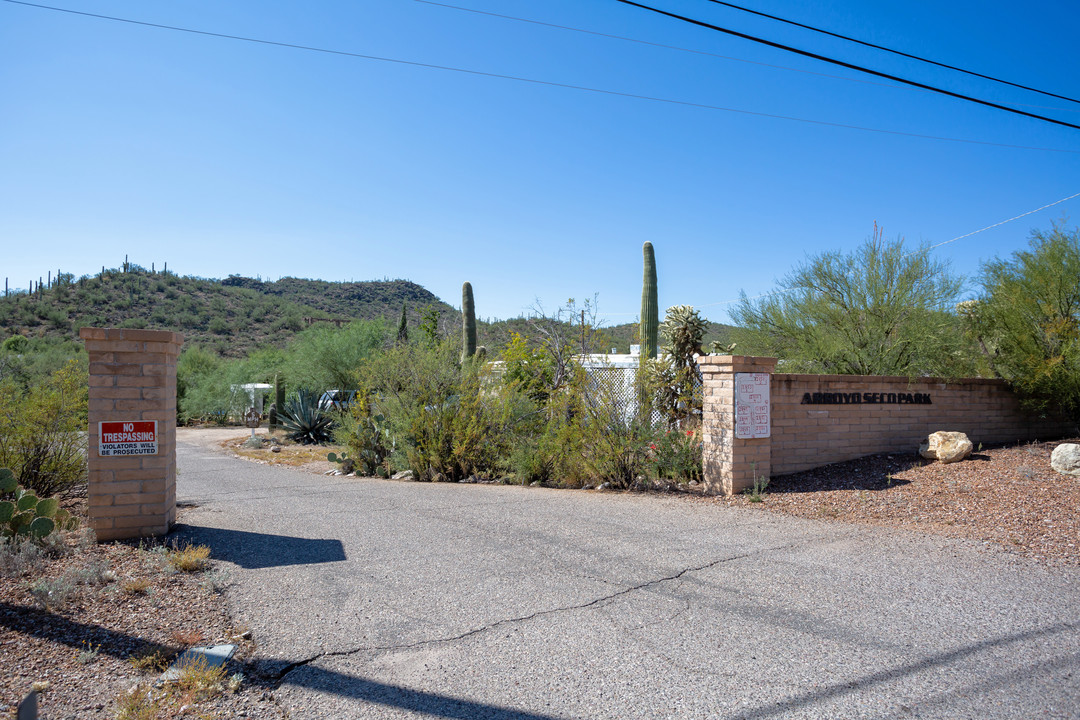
(99, 420, 158, 456)
(735, 373, 770, 439)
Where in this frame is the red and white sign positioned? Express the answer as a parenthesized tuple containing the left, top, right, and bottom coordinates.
(735, 373, 771, 439)
(99, 421, 158, 456)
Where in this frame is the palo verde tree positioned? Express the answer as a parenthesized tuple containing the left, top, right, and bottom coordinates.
(730, 226, 975, 377)
(962, 223, 1080, 418)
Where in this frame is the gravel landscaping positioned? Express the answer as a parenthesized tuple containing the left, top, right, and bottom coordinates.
(712, 437, 1080, 566)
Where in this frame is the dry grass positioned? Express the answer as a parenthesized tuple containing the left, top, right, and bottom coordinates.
(168, 542, 211, 573)
(114, 684, 161, 720)
(168, 628, 206, 648)
(121, 577, 152, 595)
(171, 655, 228, 704)
(128, 647, 171, 673)
(228, 433, 345, 468)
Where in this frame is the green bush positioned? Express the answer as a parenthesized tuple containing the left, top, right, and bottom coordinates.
(333, 404, 393, 477)
(965, 224, 1080, 419)
(649, 426, 703, 483)
(356, 339, 523, 481)
(731, 227, 975, 377)
(0, 361, 87, 497)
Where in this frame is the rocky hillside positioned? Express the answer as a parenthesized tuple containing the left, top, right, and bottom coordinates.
(0, 267, 454, 357)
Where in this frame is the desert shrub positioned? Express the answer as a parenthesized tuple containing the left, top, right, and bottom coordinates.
(357, 339, 524, 480)
(965, 224, 1080, 418)
(281, 320, 387, 395)
(0, 335, 86, 391)
(334, 403, 393, 477)
(0, 360, 87, 496)
(0, 536, 46, 578)
(731, 226, 976, 377)
(649, 425, 703, 483)
(177, 348, 254, 425)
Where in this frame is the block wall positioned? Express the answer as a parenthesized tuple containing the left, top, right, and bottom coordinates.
(771, 373, 1077, 475)
(700, 356, 777, 495)
(80, 328, 183, 541)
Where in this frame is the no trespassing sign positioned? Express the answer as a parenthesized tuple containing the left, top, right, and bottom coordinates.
(99, 421, 158, 457)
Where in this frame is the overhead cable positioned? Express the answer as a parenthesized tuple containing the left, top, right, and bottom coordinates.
(3, 0, 1077, 153)
(689, 190, 1080, 310)
(697, 0, 1080, 106)
(414, 0, 1079, 115)
(615, 0, 1080, 131)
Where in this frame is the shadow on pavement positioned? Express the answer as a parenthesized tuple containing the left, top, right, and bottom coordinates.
(170, 524, 346, 569)
(729, 621, 1078, 719)
(262, 659, 567, 720)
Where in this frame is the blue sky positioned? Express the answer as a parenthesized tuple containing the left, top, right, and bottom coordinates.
(2, 0, 1078, 326)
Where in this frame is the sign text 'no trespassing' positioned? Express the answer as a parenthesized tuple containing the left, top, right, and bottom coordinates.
(99, 421, 158, 456)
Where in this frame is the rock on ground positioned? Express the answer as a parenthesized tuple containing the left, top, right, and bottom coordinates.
(1050, 443, 1080, 476)
(919, 431, 973, 464)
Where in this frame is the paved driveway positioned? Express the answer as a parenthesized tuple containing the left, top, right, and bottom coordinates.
(174, 435, 1080, 719)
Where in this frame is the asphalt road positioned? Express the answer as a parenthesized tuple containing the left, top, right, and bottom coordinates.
(174, 436, 1080, 719)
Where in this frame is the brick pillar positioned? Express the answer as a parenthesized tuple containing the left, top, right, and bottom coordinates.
(700, 355, 777, 496)
(79, 328, 183, 541)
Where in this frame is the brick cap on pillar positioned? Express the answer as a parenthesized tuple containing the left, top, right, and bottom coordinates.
(79, 327, 185, 345)
(698, 355, 778, 372)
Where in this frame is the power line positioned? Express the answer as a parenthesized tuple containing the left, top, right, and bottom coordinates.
(688, 190, 1080, 310)
(4, 0, 1078, 154)
(615, 0, 1080, 131)
(414, 0, 915, 91)
(697, 0, 1080, 107)
(926, 190, 1080, 250)
(415, 0, 1080, 116)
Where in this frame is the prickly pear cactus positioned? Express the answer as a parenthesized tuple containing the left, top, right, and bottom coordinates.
(640, 242, 658, 360)
(0, 466, 64, 540)
(0, 467, 15, 494)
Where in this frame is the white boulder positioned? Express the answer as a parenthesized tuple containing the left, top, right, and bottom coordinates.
(919, 431, 973, 464)
(1050, 443, 1080, 476)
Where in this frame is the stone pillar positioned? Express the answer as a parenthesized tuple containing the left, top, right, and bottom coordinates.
(700, 355, 777, 496)
(79, 328, 183, 541)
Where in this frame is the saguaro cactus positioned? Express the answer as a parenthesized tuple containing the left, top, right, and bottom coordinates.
(270, 375, 285, 429)
(640, 242, 658, 359)
(461, 282, 476, 362)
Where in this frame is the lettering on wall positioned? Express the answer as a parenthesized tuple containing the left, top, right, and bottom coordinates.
(800, 392, 932, 405)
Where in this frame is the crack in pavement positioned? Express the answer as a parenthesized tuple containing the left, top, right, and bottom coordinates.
(261, 536, 831, 686)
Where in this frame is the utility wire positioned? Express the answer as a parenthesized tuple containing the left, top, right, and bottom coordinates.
(689, 190, 1080, 310)
(616, 0, 1080, 131)
(697, 0, 1080, 107)
(415, 0, 1080, 115)
(414, 0, 914, 91)
(4, 0, 1077, 154)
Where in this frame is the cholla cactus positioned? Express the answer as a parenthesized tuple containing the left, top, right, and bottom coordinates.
(661, 305, 706, 369)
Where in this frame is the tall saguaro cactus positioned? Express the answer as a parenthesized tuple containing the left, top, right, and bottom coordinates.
(461, 282, 477, 363)
(271, 375, 285, 429)
(640, 242, 658, 359)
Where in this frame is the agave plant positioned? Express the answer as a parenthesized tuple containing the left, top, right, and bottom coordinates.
(279, 389, 335, 445)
